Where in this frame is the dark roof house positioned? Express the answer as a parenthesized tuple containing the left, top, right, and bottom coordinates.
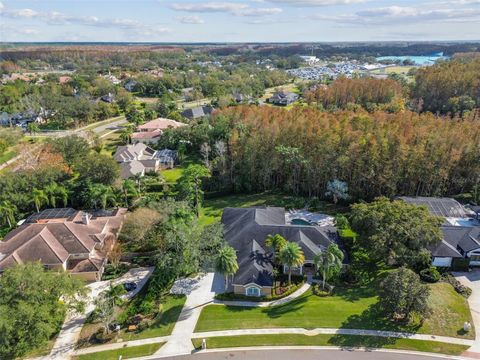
(181, 105, 213, 120)
(268, 90, 299, 106)
(221, 207, 344, 295)
(399, 196, 480, 267)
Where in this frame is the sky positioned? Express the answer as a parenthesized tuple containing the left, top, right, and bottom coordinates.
(0, 0, 479, 42)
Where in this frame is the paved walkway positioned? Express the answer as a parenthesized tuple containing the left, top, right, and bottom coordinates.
(154, 273, 224, 357)
(192, 328, 474, 346)
(454, 270, 480, 358)
(213, 281, 312, 307)
(71, 325, 475, 358)
(43, 267, 154, 360)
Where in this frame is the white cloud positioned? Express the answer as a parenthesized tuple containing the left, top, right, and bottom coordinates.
(176, 15, 205, 24)
(170, 2, 282, 16)
(0, 24, 39, 35)
(266, 0, 366, 6)
(307, 5, 480, 25)
(170, 2, 248, 13)
(0, 2, 172, 36)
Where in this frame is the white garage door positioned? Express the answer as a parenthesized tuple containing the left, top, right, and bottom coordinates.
(432, 257, 452, 267)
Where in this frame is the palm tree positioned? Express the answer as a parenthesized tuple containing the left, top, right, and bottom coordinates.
(314, 244, 344, 290)
(0, 201, 17, 228)
(121, 179, 138, 207)
(119, 127, 133, 145)
(132, 173, 143, 194)
(89, 184, 117, 210)
(32, 188, 48, 213)
(215, 246, 239, 291)
(279, 242, 305, 285)
(45, 183, 69, 208)
(265, 234, 287, 264)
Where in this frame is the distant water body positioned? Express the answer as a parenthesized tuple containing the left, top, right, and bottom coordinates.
(376, 52, 449, 66)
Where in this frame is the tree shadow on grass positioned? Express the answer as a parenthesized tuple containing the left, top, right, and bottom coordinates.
(328, 333, 397, 349)
(334, 286, 377, 302)
(338, 302, 422, 334)
(264, 293, 310, 318)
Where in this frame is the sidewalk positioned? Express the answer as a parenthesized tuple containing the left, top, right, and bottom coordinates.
(72, 326, 475, 359)
(192, 327, 474, 346)
(43, 267, 154, 360)
(213, 281, 311, 308)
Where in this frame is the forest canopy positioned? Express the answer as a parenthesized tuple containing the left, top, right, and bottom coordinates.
(194, 106, 480, 200)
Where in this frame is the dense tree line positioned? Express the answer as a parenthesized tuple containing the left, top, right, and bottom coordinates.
(166, 106, 480, 201)
(305, 77, 404, 112)
(412, 58, 480, 115)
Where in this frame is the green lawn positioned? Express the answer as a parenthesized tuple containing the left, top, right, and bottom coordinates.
(192, 334, 468, 356)
(120, 294, 186, 341)
(195, 283, 473, 339)
(199, 192, 349, 226)
(0, 150, 17, 165)
(162, 167, 184, 184)
(74, 342, 163, 360)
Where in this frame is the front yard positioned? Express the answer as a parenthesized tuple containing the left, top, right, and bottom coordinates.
(195, 282, 474, 340)
(192, 334, 469, 356)
(78, 293, 186, 348)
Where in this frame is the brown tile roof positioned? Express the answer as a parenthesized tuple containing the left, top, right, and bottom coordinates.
(0, 208, 126, 272)
(137, 118, 186, 131)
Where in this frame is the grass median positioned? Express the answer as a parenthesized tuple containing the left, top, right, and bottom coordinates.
(74, 342, 164, 360)
(192, 334, 468, 356)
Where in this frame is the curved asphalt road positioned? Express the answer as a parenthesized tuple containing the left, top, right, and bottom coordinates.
(153, 349, 463, 360)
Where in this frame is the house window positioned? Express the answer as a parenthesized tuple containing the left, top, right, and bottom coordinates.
(246, 286, 261, 297)
(470, 255, 480, 262)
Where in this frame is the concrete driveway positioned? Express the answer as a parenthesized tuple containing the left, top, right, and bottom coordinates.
(41, 267, 154, 360)
(453, 270, 480, 356)
(155, 272, 224, 357)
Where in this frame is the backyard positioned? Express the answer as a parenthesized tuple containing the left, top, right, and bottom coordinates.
(199, 192, 349, 226)
(195, 282, 474, 340)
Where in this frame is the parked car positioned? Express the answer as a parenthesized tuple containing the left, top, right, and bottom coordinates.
(123, 282, 137, 292)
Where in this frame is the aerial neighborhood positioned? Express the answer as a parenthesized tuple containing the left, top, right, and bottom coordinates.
(0, 37, 480, 360)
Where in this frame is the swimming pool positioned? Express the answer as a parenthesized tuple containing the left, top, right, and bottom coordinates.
(291, 218, 313, 226)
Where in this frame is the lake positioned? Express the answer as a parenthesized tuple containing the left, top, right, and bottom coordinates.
(376, 52, 449, 66)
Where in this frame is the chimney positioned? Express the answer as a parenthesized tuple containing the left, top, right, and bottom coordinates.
(81, 212, 91, 225)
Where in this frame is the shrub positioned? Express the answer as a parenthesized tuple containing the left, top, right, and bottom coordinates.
(312, 284, 331, 297)
(214, 281, 304, 302)
(420, 266, 441, 283)
(442, 273, 472, 298)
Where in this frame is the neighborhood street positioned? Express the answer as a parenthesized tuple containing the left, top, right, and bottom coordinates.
(145, 348, 466, 360)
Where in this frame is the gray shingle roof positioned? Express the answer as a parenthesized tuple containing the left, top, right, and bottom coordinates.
(430, 226, 480, 258)
(221, 207, 342, 287)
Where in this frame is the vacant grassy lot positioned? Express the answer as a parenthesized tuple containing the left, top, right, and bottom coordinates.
(192, 334, 468, 356)
(370, 66, 417, 75)
(74, 343, 164, 360)
(199, 192, 349, 226)
(195, 282, 473, 339)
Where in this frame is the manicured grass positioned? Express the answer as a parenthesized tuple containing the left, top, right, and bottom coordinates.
(199, 192, 348, 226)
(0, 150, 17, 165)
(162, 167, 184, 184)
(100, 130, 124, 157)
(192, 334, 469, 356)
(120, 294, 186, 341)
(195, 283, 474, 339)
(74, 342, 164, 360)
